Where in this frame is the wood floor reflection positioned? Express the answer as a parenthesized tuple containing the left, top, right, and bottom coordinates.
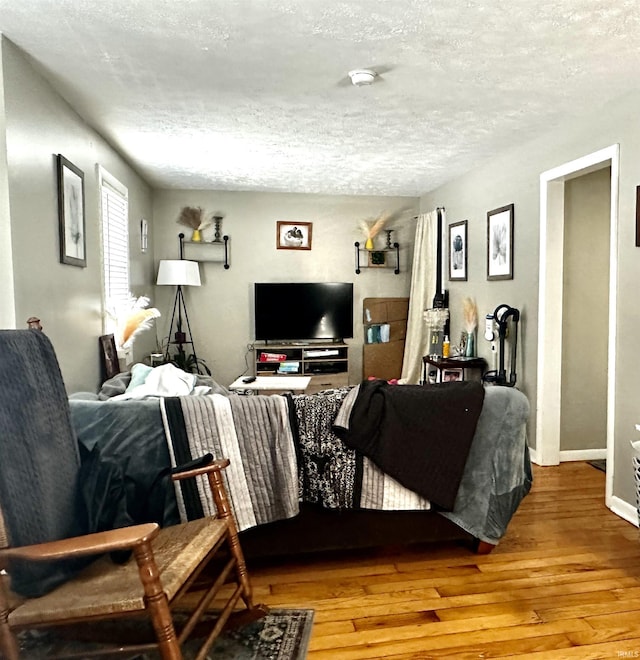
(246, 462, 640, 658)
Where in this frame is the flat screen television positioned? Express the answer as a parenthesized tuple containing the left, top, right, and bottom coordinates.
(254, 282, 353, 342)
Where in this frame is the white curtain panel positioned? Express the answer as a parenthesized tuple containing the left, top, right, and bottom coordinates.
(400, 210, 440, 384)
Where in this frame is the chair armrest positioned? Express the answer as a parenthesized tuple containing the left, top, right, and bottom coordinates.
(171, 458, 230, 482)
(0, 523, 159, 563)
(171, 452, 214, 475)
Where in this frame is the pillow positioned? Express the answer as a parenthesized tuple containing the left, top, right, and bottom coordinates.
(126, 363, 154, 392)
(98, 372, 131, 400)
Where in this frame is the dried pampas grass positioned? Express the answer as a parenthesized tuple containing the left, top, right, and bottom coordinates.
(107, 294, 160, 350)
(177, 206, 213, 232)
(121, 307, 161, 349)
(358, 207, 413, 244)
(359, 212, 392, 242)
(462, 297, 478, 333)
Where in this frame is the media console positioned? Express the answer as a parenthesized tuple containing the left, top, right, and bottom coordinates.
(253, 342, 349, 394)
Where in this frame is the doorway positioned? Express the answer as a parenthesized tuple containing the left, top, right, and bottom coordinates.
(536, 145, 619, 508)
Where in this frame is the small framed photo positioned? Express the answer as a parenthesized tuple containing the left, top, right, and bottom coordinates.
(442, 368, 463, 383)
(99, 334, 120, 380)
(277, 221, 312, 250)
(448, 220, 467, 281)
(368, 250, 386, 267)
(57, 154, 86, 267)
(487, 204, 514, 280)
(140, 218, 148, 253)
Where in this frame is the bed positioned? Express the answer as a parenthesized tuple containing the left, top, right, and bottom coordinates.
(69, 371, 532, 559)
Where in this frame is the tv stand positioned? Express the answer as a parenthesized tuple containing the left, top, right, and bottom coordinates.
(253, 342, 349, 394)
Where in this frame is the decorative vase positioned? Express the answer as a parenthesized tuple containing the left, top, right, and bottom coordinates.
(191, 229, 201, 242)
(465, 331, 476, 358)
(365, 237, 374, 250)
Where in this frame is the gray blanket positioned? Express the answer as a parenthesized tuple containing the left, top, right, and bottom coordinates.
(0, 331, 88, 597)
(439, 385, 532, 543)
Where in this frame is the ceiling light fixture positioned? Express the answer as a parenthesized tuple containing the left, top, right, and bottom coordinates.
(348, 69, 376, 87)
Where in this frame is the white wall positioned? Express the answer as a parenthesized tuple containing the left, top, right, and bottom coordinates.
(152, 190, 418, 386)
(0, 45, 14, 329)
(421, 89, 640, 509)
(1, 37, 156, 392)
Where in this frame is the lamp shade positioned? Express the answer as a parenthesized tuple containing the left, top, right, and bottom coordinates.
(156, 259, 201, 286)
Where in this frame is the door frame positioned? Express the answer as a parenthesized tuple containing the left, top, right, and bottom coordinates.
(536, 144, 619, 506)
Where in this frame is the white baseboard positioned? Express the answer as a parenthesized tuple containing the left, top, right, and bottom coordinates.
(527, 447, 636, 527)
(528, 447, 607, 466)
(610, 494, 638, 527)
(558, 448, 607, 462)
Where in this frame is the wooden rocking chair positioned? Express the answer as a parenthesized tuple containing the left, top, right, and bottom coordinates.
(0, 330, 264, 659)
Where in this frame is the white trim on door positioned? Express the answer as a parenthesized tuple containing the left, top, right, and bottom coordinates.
(537, 144, 619, 510)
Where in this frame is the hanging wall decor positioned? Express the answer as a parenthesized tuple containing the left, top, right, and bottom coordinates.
(57, 154, 86, 267)
(276, 221, 312, 250)
(448, 220, 467, 281)
(487, 204, 514, 280)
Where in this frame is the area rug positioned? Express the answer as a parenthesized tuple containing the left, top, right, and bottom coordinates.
(17, 608, 315, 659)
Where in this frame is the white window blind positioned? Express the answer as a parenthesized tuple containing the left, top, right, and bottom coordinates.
(100, 172, 129, 331)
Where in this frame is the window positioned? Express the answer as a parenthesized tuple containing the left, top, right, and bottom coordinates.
(99, 168, 129, 334)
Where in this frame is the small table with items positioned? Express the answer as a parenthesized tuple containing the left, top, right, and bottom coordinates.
(422, 356, 487, 385)
(228, 375, 311, 395)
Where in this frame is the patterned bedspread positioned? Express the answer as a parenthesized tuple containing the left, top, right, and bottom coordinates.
(290, 388, 430, 511)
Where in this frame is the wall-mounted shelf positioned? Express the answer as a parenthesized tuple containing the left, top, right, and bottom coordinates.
(354, 241, 400, 274)
(181, 233, 230, 268)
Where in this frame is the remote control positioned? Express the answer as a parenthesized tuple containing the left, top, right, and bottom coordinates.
(242, 376, 256, 383)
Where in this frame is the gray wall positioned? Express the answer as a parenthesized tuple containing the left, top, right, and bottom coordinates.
(560, 167, 610, 451)
(1, 37, 156, 393)
(152, 190, 418, 387)
(421, 90, 640, 508)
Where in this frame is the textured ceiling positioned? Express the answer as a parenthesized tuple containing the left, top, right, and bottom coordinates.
(1, 1, 640, 196)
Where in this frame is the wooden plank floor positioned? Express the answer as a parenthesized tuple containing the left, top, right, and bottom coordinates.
(245, 462, 640, 658)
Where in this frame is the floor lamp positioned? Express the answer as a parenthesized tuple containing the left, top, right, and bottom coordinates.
(156, 259, 201, 364)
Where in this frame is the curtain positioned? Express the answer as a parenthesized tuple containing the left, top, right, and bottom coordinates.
(400, 210, 440, 384)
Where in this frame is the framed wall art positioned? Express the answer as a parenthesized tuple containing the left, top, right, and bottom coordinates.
(448, 220, 467, 281)
(441, 368, 463, 382)
(57, 154, 86, 267)
(368, 250, 387, 267)
(276, 221, 312, 250)
(487, 203, 514, 280)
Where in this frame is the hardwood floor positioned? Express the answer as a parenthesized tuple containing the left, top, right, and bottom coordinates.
(245, 462, 640, 658)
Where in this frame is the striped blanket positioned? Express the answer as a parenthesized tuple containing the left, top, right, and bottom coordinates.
(161, 393, 299, 532)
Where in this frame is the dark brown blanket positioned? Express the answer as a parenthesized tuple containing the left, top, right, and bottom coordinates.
(333, 380, 485, 510)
